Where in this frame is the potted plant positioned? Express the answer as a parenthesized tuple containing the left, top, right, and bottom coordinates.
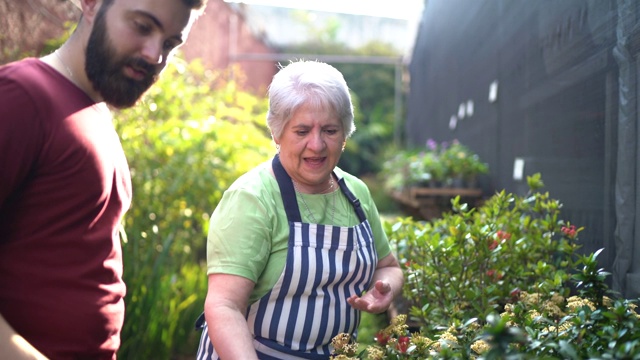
(440, 140, 488, 187)
(381, 140, 488, 190)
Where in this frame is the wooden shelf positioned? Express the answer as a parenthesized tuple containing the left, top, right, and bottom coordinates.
(409, 187, 482, 197)
(390, 187, 483, 220)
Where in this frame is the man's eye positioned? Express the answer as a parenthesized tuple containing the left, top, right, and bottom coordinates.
(296, 131, 308, 136)
(325, 129, 338, 135)
(163, 40, 178, 51)
(135, 21, 152, 34)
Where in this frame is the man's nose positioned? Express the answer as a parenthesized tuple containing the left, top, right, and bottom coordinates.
(140, 38, 164, 65)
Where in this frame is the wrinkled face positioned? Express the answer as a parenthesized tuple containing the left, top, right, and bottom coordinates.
(85, 0, 195, 108)
(275, 102, 346, 192)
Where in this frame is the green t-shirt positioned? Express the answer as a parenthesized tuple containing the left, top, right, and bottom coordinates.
(206, 161, 391, 303)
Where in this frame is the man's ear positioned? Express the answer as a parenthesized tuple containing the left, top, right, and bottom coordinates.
(80, 0, 103, 23)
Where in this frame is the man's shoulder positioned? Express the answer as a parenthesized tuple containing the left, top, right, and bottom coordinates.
(0, 58, 60, 97)
(1, 58, 47, 79)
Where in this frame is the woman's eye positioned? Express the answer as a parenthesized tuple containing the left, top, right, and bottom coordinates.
(325, 129, 338, 135)
(296, 131, 308, 136)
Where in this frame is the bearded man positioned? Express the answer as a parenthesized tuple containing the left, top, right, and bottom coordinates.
(0, 0, 207, 358)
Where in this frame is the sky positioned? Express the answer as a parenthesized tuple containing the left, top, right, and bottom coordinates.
(224, 0, 424, 20)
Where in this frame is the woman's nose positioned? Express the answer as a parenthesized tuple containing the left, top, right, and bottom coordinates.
(307, 132, 326, 150)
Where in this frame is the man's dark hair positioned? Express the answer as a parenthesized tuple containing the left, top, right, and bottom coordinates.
(99, 0, 207, 11)
(184, 0, 208, 11)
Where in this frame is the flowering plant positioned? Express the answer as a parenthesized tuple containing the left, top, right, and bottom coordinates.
(391, 173, 583, 332)
(332, 174, 640, 359)
(439, 140, 488, 184)
(331, 314, 463, 359)
(330, 250, 640, 359)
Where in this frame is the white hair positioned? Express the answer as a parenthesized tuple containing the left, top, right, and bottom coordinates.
(266, 60, 355, 140)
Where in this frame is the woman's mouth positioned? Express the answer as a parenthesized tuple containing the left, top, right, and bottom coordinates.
(304, 157, 328, 169)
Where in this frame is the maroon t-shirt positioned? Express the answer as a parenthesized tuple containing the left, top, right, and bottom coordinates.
(0, 59, 132, 359)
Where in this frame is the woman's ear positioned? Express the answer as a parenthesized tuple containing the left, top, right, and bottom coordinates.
(271, 133, 280, 151)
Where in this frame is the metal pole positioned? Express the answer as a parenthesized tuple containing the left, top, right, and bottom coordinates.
(231, 53, 402, 65)
(394, 58, 403, 146)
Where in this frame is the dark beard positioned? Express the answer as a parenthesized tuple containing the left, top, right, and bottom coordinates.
(84, 5, 159, 109)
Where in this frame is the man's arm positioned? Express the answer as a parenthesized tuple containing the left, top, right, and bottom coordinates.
(0, 314, 48, 360)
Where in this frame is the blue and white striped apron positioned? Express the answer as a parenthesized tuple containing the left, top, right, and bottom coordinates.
(196, 155, 378, 359)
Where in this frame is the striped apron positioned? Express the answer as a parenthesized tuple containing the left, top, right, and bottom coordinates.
(196, 155, 378, 359)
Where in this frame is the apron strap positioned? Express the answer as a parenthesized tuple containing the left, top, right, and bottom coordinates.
(337, 177, 367, 223)
(272, 154, 367, 223)
(272, 154, 302, 222)
(194, 312, 206, 330)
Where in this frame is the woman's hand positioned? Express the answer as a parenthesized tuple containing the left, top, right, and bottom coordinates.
(347, 253, 404, 314)
(347, 280, 394, 314)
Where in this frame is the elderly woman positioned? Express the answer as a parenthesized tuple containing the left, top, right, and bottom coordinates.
(196, 60, 404, 359)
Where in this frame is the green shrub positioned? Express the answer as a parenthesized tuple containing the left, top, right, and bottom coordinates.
(332, 175, 640, 359)
(389, 173, 580, 334)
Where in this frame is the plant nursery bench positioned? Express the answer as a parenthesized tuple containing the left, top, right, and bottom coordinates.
(390, 187, 483, 221)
